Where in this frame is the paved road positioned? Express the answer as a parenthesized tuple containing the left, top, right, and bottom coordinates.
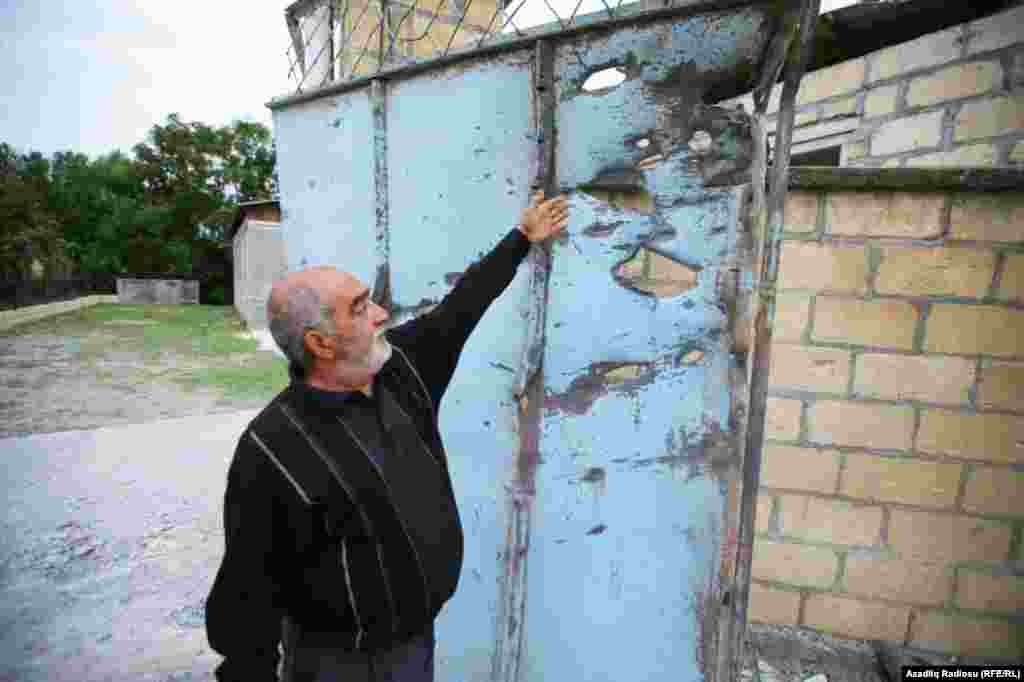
(0, 410, 259, 682)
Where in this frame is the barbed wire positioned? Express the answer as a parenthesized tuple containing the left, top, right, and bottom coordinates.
(283, 0, 653, 94)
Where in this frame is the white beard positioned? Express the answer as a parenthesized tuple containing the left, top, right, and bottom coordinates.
(365, 333, 393, 374)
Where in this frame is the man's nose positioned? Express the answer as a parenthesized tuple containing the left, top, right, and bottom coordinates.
(372, 303, 390, 326)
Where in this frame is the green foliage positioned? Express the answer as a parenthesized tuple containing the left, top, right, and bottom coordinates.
(1, 114, 276, 281)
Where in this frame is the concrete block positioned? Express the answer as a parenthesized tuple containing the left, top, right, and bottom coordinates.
(870, 26, 962, 82)
(954, 94, 1024, 143)
(924, 304, 1024, 357)
(917, 408, 1024, 465)
(871, 110, 944, 156)
(906, 61, 1003, 108)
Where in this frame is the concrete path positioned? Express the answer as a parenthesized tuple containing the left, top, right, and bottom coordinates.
(0, 410, 259, 682)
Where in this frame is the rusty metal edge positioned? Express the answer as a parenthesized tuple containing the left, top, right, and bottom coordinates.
(266, 0, 796, 111)
(491, 37, 556, 682)
(370, 79, 393, 312)
(730, 0, 821, 674)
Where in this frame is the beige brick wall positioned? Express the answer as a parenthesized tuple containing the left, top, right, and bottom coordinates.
(717, 5, 1024, 169)
(751, 189, 1024, 660)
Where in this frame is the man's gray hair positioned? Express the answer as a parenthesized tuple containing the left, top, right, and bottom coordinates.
(267, 284, 336, 375)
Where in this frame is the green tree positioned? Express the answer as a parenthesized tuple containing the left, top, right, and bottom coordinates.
(0, 143, 66, 278)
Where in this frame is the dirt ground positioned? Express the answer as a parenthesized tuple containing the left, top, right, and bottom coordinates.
(0, 305, 287, 439)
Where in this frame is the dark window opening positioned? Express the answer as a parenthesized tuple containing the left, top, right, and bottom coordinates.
(791, 145, 841, 167)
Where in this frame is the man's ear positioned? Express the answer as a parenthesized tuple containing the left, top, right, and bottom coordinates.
(304, 329, 335, 361)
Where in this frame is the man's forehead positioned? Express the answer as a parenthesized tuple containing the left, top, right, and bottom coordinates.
(291, 267, 365, 302)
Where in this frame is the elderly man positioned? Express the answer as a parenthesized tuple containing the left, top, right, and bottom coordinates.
(205, 192, 569, 682)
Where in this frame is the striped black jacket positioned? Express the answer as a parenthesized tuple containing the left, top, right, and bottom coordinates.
(205, 228, 532, 682)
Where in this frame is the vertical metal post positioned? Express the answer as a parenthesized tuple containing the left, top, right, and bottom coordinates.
(371, 78, 392, 311)
(732, 0, 820, 670)
(493, 37, 556, 682)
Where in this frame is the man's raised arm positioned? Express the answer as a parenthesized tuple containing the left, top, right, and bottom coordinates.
(386, 192, 569, 409)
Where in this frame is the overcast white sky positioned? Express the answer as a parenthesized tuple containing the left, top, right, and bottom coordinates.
(1, 0, 857, 160)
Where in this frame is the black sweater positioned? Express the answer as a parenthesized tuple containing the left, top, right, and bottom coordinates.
(205, 228, 531, 682)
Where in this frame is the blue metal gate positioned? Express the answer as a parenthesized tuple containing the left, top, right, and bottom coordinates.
(269, 1, 816, 678)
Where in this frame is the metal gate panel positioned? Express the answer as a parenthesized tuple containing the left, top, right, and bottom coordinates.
(384, 54, 537, 681)
(386, 54, 535, 306)
(523, 11, 764, 680)
(554, 7, 773, 190)
(273, 90, 378, 282)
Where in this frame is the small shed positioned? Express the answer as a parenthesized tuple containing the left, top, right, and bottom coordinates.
(231, 199, 286, 331)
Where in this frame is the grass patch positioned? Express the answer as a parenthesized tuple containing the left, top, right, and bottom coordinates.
(81, 304, 259, 356)
(7, 302, 292, 401)
(178, 360, 290, 401)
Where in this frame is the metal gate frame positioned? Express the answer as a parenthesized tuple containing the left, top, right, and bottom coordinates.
(268, 1, 820, 677)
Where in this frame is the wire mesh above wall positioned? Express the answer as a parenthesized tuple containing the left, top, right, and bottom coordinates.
(284, 0, 671, 93)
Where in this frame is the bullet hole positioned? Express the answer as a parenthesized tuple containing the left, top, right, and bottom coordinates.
(582, 67, 626, 92)
(613, 247, 701, 298)
(637, 154, 664, 169)
(581, 187, 654, 215)
(689, 130, 713, 154)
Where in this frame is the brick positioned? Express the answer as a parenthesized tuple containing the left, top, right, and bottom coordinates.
(870, 26, 962, 82)
(1012, 141, 1024, 163)
(854, 353, 975, 406)
(752, 539, 838, 588)
(796, 58, 866, 107)
(803, 594, 910, 642)
(770, 345, 850, 394)
(844, 557, 952, 606)
(950, 193, 1024, 242)
(924, 305, 1024, 358)
(978, 360, 1024, 411)
(748, 582, 801, 625)
(841, 452, 961, 508)
(779, 494, 883, 546)
(766, 397, 802, 441)
(997, 253, 1024, 303)
(813, 297, 918, 350)
(827, 191, 944, 239)
(761, 445, 840, 494)
(905, 144, 999, 168)
(778, 242, 868, 294)
(906, 61, 1003, 109)
(889, 509, 1012, 561)
(963, 466, 1024, 516)
(955, 95, 1024, 143)
(957, 571, 1024, 612)
(910, 611, 1024, 658)
(774, 294, 811, 343)
(842, 139, 869, 161)
(821, 96, 857, 119)
(784, 191, 818, 233)
(917, 409, 1024, 464)
(876, 246, 996, 298)
(756, 493, 773, 534)
(871, 109, 945, 157)
(966, 4, 1024, 55)
(864, 85, 899, 119)
(808, 400, 915, 450)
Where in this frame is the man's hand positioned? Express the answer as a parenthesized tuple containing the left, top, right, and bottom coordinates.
(519, 191, 569, 243)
